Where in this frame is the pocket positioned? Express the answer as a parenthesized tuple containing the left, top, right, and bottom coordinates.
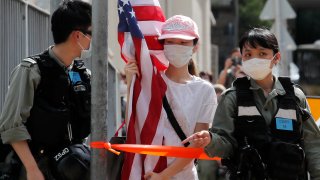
(51, 144, 91, 180)
(27, 100, 70, 146)
(267, 141, 305, 179)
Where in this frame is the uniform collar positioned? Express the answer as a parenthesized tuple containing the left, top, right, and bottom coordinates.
(48, 46, 73, 73)
(249, 76, 286, 96)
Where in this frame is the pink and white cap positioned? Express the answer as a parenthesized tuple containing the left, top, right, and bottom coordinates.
(158, 15, 199, 40)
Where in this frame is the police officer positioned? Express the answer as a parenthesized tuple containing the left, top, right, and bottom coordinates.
(183, 28, 320, 179)
(0, 1, 92, 179)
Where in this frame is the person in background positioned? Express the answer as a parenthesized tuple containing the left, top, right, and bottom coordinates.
(213, 84, 227, 102)
(216, 48, 245, 88)
(124, 15, 218, 180)
(199, 71, 213, 83)
(0, 1, 92, 179)
(183, 27, 320, 179)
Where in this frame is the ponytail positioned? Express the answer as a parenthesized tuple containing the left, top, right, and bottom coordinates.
(188, 59, 199, 76)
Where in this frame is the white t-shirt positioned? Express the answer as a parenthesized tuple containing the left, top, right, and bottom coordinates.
(161, 73, 218, 179)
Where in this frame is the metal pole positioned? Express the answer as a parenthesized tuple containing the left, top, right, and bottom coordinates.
(91, 0, 109, 179)
(275, 0, 289, 76)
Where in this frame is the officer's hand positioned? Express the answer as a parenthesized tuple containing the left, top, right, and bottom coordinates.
(26, 167, 45, 180)
(124, 62, 140, 89)
(182, 130, 211, 148)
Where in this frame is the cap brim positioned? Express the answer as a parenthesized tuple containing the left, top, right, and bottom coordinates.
(158, 34, 196, 40)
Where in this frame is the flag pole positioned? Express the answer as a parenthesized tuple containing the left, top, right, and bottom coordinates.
(91, 0, 109, 179)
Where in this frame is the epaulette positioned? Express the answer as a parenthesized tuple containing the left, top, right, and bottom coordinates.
(293, 84, 306, 95)
(221, 86, 236, 96)
(21, 58, 37, 67)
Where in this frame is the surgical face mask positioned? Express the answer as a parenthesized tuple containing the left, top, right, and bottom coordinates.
(164, 45, 193, 68)
(241, 56, 275, 80)
(77, 34, 92, 60)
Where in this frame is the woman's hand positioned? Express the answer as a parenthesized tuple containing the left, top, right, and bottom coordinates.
(182, 130, 211, 148)
(26, 167, 45, 180)
(124, 62, 140, 89)
(144, 172, 169, 180)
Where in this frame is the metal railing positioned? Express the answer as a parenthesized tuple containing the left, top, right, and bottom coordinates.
(0, 0, 50, 112)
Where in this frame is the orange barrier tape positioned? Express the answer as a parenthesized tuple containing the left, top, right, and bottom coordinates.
(90, 142, 221, 161)
(91, 141, 121, 155)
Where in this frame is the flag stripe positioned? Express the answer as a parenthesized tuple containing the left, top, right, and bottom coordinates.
(150, 53, 169, 71)
(118, 32, 128, 62)
(133, 6, 165, 22)
(138, 21, 163, 36)
(121, 78, 141, 180)
(145, 35, 163, 50)
(140, 68, 166, 145)
(130, 0, 161, 6)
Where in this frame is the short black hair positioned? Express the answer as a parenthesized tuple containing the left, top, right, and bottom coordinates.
(239, 28, 279, 55)
(51, 0, 92, 44)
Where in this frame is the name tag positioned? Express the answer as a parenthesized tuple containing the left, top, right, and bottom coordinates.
(276, 117, 293, 131)
(69, 71, 81, 84)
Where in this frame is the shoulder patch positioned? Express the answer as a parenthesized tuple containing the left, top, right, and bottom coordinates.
(221, 86, 236, 96)
(293, 86, 306, 104)
(21, 58, 37, 67)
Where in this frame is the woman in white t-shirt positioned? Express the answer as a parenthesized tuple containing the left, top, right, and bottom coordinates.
(125, 15, 217, 180)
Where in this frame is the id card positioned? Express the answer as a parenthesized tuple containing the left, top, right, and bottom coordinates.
(276, 117, 293, 131)
(69, 71, 81, 84)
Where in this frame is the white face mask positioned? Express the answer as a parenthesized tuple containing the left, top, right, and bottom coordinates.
(241, 56, 275, 80)
(77, 34, 92, 60)
(164, 45, 193, 68)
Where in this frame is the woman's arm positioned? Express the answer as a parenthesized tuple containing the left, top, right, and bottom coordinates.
(216, 58, 233, 85)
(11, 141, 44, 180)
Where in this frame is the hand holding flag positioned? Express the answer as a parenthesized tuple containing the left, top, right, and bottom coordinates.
(117, 0, 169, 178)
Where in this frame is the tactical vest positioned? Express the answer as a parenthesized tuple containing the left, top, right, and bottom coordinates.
(26, 50, 91, 151)
(229, 77, 308, 180)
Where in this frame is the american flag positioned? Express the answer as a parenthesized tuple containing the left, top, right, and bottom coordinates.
(117, 0, 168, 179)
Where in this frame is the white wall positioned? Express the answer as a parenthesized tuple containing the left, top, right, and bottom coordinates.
(108, 0, 125, 73)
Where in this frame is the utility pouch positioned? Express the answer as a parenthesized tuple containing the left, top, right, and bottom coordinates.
(268, 141, 305, 180)
(236, 145, 267, 180)
(50, 144, 90, 180)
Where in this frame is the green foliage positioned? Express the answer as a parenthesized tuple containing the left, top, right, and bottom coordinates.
(239, 0, 272, 39)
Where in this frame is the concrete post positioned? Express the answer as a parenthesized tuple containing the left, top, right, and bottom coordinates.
(91, 0, 109, 179)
